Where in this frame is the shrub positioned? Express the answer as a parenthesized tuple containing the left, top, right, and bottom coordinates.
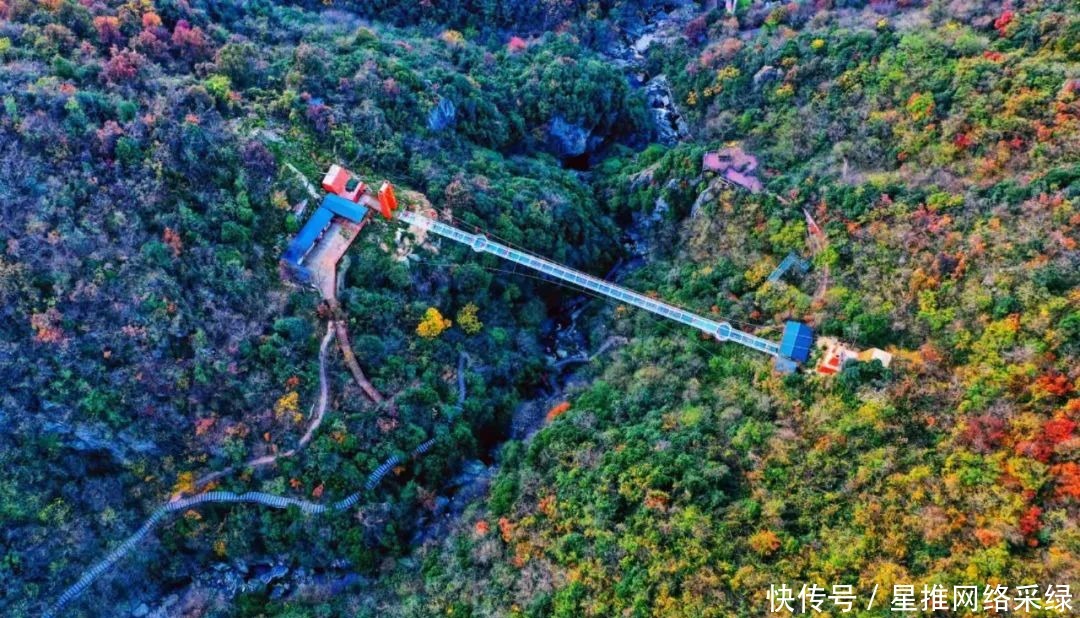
(456, 303, 482, 334)
(205, 74, 231, 102)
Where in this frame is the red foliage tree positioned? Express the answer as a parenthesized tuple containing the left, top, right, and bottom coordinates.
(171, 19, 211, 61)
(953, 132, 974, 150)
(1016, 438, 1052, 463)
(959, 414, 1006, 453)
(1016, 414, 1076, 463)
(1051, 462, 1080, 501)
(381, 77, 400, 96)
(994, 10, 1015, 36)
(507, 36, 527, 53)
(1033, 371, 1073, 399)
(94, 120, 123, 156)
(1018, 505, 1042, 543)
(102, 48, 146, 84)
(1042, 415, 1076, 445)
(93, 15, 123, 46)
(684, 16, 708, 44)
(31, 309, 64, 344)
(132, 28, 168, 58)
(163, 227, 183, 257)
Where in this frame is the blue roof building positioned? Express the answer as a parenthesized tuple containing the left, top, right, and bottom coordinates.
(321, 194, 368, 223)
(779, 321, 814, 363)
(281, 195, 370, 282)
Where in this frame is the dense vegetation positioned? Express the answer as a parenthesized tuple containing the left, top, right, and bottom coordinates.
(0, 0, 642, 614)
(0, 0, 1077, 616)
(289, 0, 671, 41)
(387, 2, 1080, 618)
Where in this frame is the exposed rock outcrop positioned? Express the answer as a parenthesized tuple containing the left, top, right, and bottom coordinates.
(646, 75, 690, 145)
(753, 65, 784, 89)
(547, 115, 592, 159)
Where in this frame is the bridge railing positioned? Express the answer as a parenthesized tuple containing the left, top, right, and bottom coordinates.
(396, 210, 781, 358)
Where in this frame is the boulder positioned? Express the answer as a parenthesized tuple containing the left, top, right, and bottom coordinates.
(547, 116, 590, 158)
(753, 65, 784, 89)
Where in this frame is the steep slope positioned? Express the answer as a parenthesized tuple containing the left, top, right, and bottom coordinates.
(355, 3, 1080, 618)
(0, 1, 646, 614)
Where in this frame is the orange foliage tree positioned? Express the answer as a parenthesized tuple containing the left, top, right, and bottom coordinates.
(545, 401, 571, 422)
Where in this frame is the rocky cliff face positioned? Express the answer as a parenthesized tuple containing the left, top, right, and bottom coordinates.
(646, 75, 690, 145)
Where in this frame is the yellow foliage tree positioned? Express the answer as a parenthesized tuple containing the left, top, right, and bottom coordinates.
(274, 391, 299, 418)
(172, 471, 195, 496)
(417, 307, 452, 339)
(456, 303, 483, 335)
(748, 529, 781, 555)
(440, 29, 464, 46)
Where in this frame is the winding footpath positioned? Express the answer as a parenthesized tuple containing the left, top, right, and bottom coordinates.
(44, 326, 472, 617)
(189, 323, 338, 492)
(45, 438, 436, 617)
(333, 317, 387, 406)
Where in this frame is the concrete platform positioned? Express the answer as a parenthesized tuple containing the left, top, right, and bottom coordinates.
(303, 218, 365, 300)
